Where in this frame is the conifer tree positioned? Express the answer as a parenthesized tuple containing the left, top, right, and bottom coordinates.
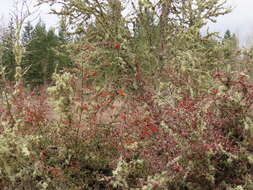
(22, 21, 72, 86)
(0, 20, 16, 81)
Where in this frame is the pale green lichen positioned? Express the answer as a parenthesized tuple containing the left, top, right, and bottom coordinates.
(111, 157, 145, 189)
(48, 72, 74, 123)
(141, 171, 169, 190)
(111, 157, 130, 189)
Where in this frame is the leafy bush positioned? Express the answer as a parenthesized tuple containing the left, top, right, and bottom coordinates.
(0, 0, 252, 189)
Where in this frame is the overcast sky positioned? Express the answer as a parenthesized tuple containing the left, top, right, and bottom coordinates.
(0, 0, 58, 29)
(1, 0, 253, 47)
(207, 0, 253, 47)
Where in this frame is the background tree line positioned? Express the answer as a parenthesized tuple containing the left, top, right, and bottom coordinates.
(0, 18, 72, 87)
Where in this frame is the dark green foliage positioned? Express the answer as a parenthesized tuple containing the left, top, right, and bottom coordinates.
(1, 20, 16, 81)
(0, 20, 72, 86)
(22, 21, 72, 86)
(224, 29, 232, 40)
(22, 21, 34, 46)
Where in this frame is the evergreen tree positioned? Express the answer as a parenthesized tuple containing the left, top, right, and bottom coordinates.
(56, 18, 73, 70)
(223, 29, 238, 58)
(58, 18, 71, 43)
(22, 21, 34, 46)
(22, 21, 66, 86)
(1, 20, 16, 81)
(21, 20, 72, 86)
(224, 29, 232, 40)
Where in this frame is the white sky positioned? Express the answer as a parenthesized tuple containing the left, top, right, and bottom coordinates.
(0, 0, 59, 29)
(0, 0, 253, 47)
(208, 0, 253, 47)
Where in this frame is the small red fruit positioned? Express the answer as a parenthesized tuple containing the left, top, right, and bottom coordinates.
(119, 89, 125, 96)
(210, 88, 218, 95)
(114, 44, 121, 50)
(80, 105, 88, 110)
